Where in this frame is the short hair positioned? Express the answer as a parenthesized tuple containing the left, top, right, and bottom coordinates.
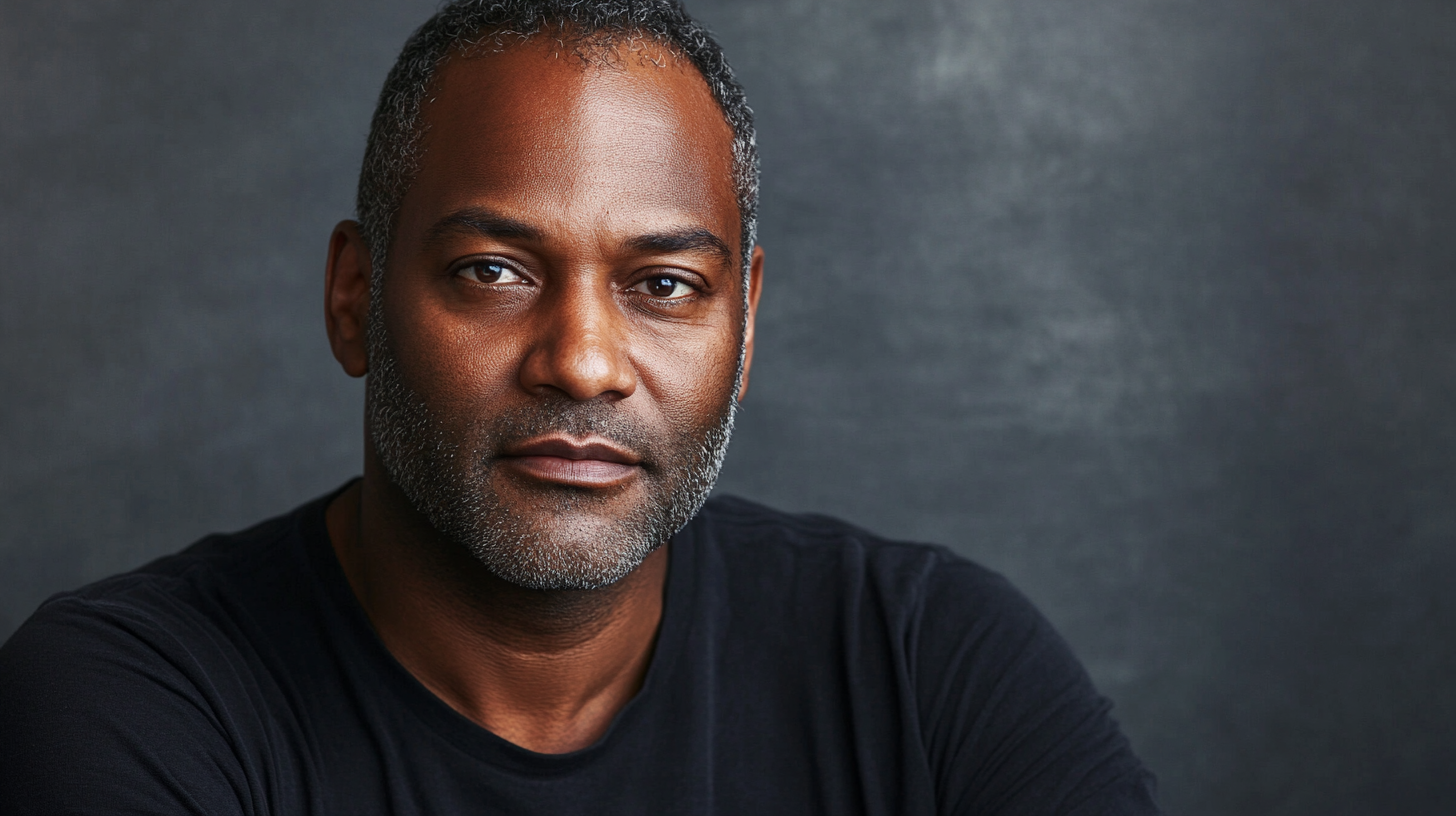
(355, 0, 758, 283)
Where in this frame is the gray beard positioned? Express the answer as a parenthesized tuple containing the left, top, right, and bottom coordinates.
(363, 313, 737, 591)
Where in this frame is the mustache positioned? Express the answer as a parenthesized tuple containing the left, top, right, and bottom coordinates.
(472, 398, 661, 464)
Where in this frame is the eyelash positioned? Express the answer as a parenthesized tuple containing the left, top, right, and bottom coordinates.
(455, 259, 525, 285)
(631, 274, 698, 301)
(452, 258, 703, 303)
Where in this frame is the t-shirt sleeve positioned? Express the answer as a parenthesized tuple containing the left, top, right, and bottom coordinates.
(0, 596, 251, 816)
(913, 558, 1160, 815)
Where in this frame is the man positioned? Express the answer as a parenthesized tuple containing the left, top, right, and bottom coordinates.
(0, 1, 1159, 813)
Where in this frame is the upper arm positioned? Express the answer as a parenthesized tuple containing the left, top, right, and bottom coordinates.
(0, 599, 252, 816)
(913, 563, 1160, 815)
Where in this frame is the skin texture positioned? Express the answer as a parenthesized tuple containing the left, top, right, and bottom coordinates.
(322, 38, 763, 754)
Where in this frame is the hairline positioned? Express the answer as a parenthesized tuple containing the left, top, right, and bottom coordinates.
(360, 23, 758, 294)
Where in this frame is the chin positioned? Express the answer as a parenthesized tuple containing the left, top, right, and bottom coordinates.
(449, 491, 669, 591)
(469, 533, 659, 591)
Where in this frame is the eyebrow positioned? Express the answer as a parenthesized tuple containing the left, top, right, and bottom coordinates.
(423, 206, 734, 267)
(423, 207, 544, 246)
(624, 228, 734, 266)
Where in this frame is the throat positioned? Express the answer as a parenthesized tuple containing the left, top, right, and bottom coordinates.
(325, 479, 671, 754)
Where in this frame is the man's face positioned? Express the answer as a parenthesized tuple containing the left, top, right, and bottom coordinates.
(363, 39, 756, 590)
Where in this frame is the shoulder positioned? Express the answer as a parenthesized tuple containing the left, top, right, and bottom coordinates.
(689, 495, 1055, 699)
(0, 491, 331, 694)
(693, 493, 1030, 621)
(80, 504, 298, 591)
(0, 494, 333, 814)
(5, 501, 310, 660)
(0, 493, 325, 702)
(690, 496, 1159, 814)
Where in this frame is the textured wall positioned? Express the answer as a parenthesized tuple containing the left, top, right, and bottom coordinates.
(3, 1, 1454, 813)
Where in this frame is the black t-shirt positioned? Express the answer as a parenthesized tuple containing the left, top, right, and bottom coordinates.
(0, 487, 1158, 815)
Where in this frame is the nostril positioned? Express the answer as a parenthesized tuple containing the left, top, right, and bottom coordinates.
(520, 332, 637, 401)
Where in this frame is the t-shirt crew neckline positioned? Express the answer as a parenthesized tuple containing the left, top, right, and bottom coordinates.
(295, 481, 700, 774)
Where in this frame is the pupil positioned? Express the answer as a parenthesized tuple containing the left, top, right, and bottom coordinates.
(477, 263, 501, 282)
(651, 277, 675, 296)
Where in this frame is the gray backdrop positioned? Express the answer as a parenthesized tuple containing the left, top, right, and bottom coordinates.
(3, 1, 1453, 813)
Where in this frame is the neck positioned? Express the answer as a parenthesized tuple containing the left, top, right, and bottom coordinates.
(326, 451, 669, 754)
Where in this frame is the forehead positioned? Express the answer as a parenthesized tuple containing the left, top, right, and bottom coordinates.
(398, 37, 740, 253)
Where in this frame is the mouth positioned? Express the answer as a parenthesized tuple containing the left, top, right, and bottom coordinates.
(498, 435, 643, 488)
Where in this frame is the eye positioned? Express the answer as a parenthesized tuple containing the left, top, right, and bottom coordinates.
(631, 275, 695, 300)
(457, 260, 524, 285)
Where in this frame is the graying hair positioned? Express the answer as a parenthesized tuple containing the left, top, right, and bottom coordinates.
(355, 0, 759, 285)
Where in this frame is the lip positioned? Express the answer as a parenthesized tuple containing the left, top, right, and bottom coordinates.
(499, 435, 642, 488)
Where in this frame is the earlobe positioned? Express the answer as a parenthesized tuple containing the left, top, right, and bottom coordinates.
(324, 220, 373, 378)
(737, 245, 764, 402)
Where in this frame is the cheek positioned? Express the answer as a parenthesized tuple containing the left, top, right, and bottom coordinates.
(382, 287, 527, 411)
(634, 320, 743, 429)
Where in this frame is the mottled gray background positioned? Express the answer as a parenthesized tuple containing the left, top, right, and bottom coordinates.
(3, 0, 1454, 813)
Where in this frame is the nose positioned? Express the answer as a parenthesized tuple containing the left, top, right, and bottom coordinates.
(518, 282, 638, 402)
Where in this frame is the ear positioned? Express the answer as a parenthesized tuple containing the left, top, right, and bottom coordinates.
(325, 220, 372, 378)
(737, 244, 764, 402)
